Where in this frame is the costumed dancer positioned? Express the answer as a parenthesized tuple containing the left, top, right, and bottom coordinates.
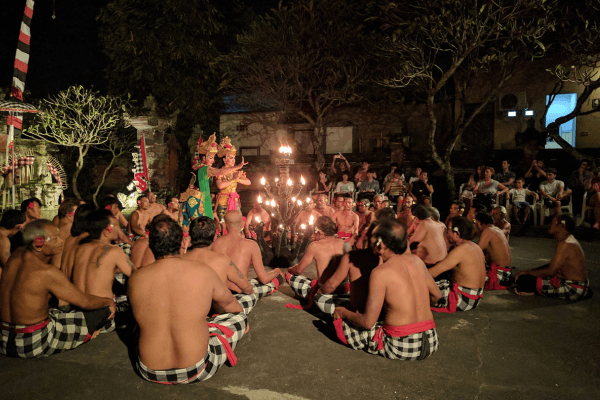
(179, 134, 246, 228)
(215, 137, 251, 222)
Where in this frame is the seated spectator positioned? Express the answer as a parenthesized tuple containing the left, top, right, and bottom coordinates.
(445, 200, 465, 226)
(473, 167, 508, 211)
(408, 167, 422, 185)
(0, 210, 25, 272)
(428, 216, 485, 313)
(0, 220, 115, 358)
(539, 168, 571, 225)
(314, 169, 332, 197)
(354, 161, 372, 184)
(567, 160, 593, 218)
(409, 170, 434, 207)
(587, 169, 600, 229)
(492, 206, 511, 240)
(524, 159, 547, 192)
(330, 154, 351, 183)
(408, 204, 448, 267)
(384, 171, 408, 205)
(357, 169, 380, 201)
(495, 160, 516, 190)
(331, 219, 440, 360)
(333, 172, 355, 196)
(383, 163, 403, 186)
(461, 165, 484, 211)
(509, 177, 538, 224)
(514, 214, 592, 300)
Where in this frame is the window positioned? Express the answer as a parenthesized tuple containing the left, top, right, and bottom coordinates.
(545, 93, 577, 149)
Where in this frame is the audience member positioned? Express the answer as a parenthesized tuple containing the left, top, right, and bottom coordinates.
(566, 160, 593, 217)
(524, 159, 547, 192)
(330, 154, 351, 183)
(539, 168, 570, 225)
(354, 161, 372, 183)
(409, 170, 434, 207)
(384, 171, 408, 205)
(473, 167, 508, 211)
(333, 172, 355, 195)
(495, 160, 516, 190)
(314, 169, 332, 197)
(357, 169, 380, 201)
(509, 178, 538, 224)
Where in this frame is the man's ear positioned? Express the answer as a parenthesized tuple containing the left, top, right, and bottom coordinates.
(106, 224, 113, 233)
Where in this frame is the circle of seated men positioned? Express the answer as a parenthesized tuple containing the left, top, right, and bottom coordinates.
(0, 193, 592, 385)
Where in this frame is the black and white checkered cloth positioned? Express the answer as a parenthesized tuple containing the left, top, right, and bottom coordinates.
(333, 319, 439, 360)
(537, 277, 591, 300)
(233, 277, 281, 315)
(286, 273, 317, 299)
(0, 308, 109, 358)
(137, 312, 248, 384)
(484, 262, 513, 290)
(314, 293, 350, 316)
(432, 279, 483, 313)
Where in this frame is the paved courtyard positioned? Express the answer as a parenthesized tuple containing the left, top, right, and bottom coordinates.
(1, 235, 599, 400)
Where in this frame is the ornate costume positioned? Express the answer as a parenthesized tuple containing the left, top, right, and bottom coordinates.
(215, 137, 243, 221)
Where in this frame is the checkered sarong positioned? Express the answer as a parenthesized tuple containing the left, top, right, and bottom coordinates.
(485, 262, 513, 290)
(314, 293, 350, 316)
(431, 280, 483, 313)
(536, 276, 591, 300)
(118, 242, 132, 258)
(333, 319, 438, 360)
(0, 307, 110, 358)
(286, 273, 317, 299)
(233, 276, 281, 315)
(137, 312, 247, 384)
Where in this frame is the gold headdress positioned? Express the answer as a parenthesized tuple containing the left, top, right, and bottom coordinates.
(197, 133, 219, 156)
(217, 136, 237, 158)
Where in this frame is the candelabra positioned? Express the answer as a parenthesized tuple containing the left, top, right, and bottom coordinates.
(252, 145, 313, 268)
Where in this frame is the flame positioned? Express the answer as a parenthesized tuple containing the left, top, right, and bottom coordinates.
(291, 197, 296, 202)
(300, 175, 305, 185)
(260, 177, 266, 185)
(255, 216, 261, 223)
(297, 200, 302, 206)
(301, 224, 306, 230)
(309, 215, 314, 225)
(275, 178, 279, 182)
(278, 145, 292, 154)
(287, 178, 292, 186)
(257, 195, 262, 203)
(306, 197, 311, 203)
(265, 200, 270, 206)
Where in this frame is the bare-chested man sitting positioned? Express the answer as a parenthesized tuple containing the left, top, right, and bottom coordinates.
(513, 214, 592, 300)
(332, 197, 360, 244)
(0, 210, 25, 274)
(160, 195, 180, 221)
(294, 198, 321, 233)
(492, 205, 511, 240)
(0, 219, 115, 358)
(129, 217, 256, 384)
(332, 219, 441, 360)
(60, 204, 96, 281)
(56, 200, 79, 241)
(354, 198, 375, 249)
(130, 214, 188, 269)
(408, 204, 448, 267)
(212, 210, 282, 290)
(146, 192, 166, 221)
(313, 222, 381, 316)
(245, 200, 271, 239)
(129, 195, 151, 239)
(428, 216, 485, 313)
(183, 217, 254, 295)
(286, 216, 346, 305)
(314, 193, 336, 219)
(71, 210, 136, 330)
(475, 212, 513, 290)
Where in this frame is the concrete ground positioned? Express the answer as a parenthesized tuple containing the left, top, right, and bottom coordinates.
(1, 236, 599, 400)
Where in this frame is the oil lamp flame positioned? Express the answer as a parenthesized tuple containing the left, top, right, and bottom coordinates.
(286, 178, 292, 186)
(300, 175, 305, 185)
(278, 145, 292, 154)
(300, 224, 306, 230)
(309, 215, 314, 225)
(257, 195, 262, 203)
(255, 216, 261, 223)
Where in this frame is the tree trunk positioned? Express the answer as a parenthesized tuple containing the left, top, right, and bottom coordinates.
(443, 165, 457, 201)
(71, 145, 88, 200)
(92, 155, 116, 207)
(312, 124, 326, 170)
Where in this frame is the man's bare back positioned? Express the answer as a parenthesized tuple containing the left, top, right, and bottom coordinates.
(128, 256, 241, 370)
(58, 222, 72, 241)
(409, 219, 448, 265)
(429, 241, 486, 289)
(182, 247, 254, 294)
(478, 225, 512, 267)
(130, 238, 155, 269)
(289, 236, 345, 280)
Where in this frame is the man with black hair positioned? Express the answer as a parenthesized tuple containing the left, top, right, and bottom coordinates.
(10, 198, 43, 253)
(60, 204, 96, 282)
(408, 204, 447, 266)
(128, 218, 254, 384)
(183, 217, 254, 295)
(355, 198, 375, 249)
(314, 193, 336, 218)
(332, 197, 360, 244)
(159, 195, 180, 221)
(57, 200, 78, 241)
(71, 210, 135, 331)
(445, 200, 465, 226)
(357, 169, 380, 201)
(514, 214, 591, 300)
(146, 192, 167, 221)
(129, 195, 151, 239)
(429, 216, 485, 313)
(475, 212, 513, 290)
(1, 219, 115, 358)
(409, 170, 433, 207)
(0, 210, 25, 271)
(332, 219, 441, 360)
(539, 168, 570, 225)
(99, 196, 128, 229)
(213, 211, 282, 288)
(287, 216, 347, 306)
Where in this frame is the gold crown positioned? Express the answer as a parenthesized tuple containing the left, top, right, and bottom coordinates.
(217, 136, 237, 157)
(198, 134, 219, 155)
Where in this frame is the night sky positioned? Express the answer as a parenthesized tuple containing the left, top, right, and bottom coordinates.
(0, 0, 281, 101)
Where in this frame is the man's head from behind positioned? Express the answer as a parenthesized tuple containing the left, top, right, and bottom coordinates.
(448, 216, 473, 243)
(411, 204, 430, 221)
(0, 210, 25, 232)
(70, 204, 96, 237)
(149, 218, 183, 259)
(86, 210, 117, 241)
(371, 219, 407, 256)
(475, 212, 494, 227)
(189, 217, 217, 249)
(224, 210, 243, 232)
(549, 213, 576, 235)
(99, 196, 121, 217)
(314, 216, 337, 240)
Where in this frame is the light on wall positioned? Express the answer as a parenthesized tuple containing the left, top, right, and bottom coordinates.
(523, 109, 535, 117)
(507, 110, 518, 117)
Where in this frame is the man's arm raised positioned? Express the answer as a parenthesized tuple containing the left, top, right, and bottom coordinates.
(333, 268, 385, 330)
(317, 253, 351, 295)
(249, 240, 281, 283)
(288, 242, 316, 276)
